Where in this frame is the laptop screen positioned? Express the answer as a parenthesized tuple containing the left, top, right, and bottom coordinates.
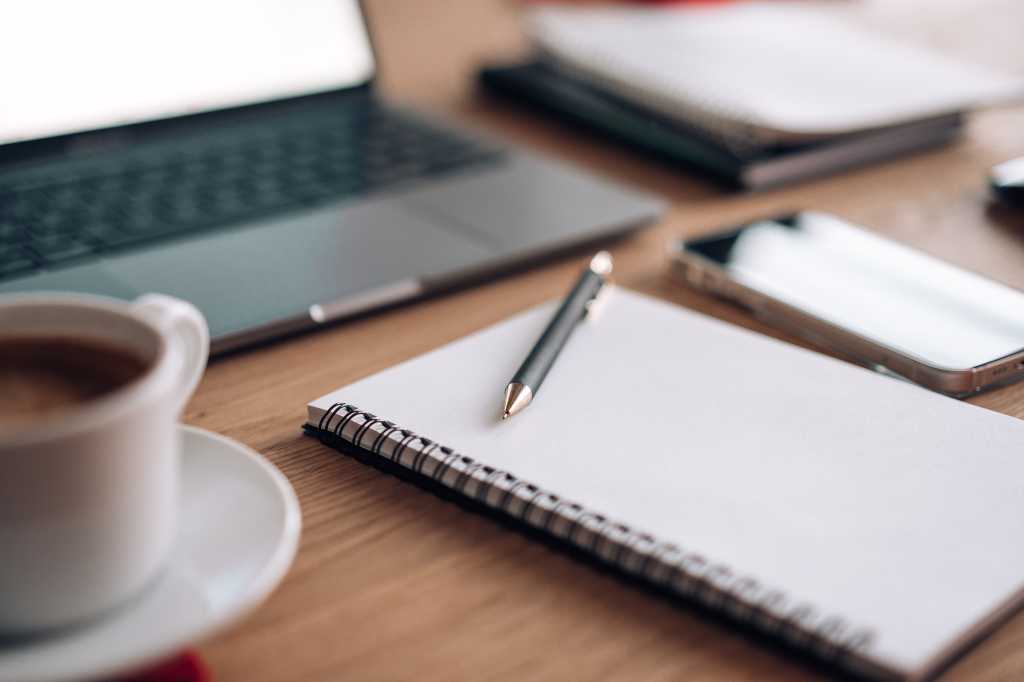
(0, 0, 375, 147)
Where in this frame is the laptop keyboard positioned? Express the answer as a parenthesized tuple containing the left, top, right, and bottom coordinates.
(0, 99, 505, 281)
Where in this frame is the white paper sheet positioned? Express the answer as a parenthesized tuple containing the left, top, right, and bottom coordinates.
(310, 288, 1024, 679)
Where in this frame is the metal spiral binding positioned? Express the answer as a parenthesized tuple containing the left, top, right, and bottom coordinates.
(315, 402, 875, 665)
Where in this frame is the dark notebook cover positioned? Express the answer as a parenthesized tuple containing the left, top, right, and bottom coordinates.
(478, 60, 962, 190)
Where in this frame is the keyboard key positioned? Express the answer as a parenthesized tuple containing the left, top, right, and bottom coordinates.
(8, 195, 42, 222)
(158, 195, 206, 224)
(27, 212, 80, 237)
(0, 221, 25, 241)
(0, 246, 39, 277)
(28, 235, 95, 264)
(96, 224, 187, 249)
(119, 207, 164, 234)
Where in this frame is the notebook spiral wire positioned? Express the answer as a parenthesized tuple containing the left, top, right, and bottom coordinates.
(316, 402, 875, 664)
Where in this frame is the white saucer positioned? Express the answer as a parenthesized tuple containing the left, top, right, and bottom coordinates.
(0, 426, 301, 682)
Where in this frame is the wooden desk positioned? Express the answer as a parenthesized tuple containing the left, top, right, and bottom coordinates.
(192, 2, 1024, 679)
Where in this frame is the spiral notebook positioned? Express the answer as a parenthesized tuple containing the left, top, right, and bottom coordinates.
(305, 288, 1024, 681)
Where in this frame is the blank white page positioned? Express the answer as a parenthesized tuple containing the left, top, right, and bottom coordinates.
(310, 288, 1024, 679)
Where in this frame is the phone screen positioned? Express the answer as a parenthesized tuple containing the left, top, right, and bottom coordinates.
(684, 212, 1024, 369)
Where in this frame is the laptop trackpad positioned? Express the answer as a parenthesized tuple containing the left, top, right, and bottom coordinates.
(101, 199, 493, 339)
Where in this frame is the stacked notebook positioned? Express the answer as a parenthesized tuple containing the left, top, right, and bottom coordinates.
(306, 288, 1024, 681)
(480, 3, 1023, 189)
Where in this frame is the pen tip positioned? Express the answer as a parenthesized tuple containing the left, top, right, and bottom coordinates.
(501, 383, 533, 420)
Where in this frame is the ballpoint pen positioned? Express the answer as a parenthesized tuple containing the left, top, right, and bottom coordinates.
(501, 251, 613, 420)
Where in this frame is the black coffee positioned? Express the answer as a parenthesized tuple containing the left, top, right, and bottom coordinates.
(0, 337, 150, 425)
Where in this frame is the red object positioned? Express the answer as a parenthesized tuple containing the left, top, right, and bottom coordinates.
(109, 651, 209, 682)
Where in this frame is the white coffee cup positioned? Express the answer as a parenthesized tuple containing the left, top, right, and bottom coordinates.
(0, 292, 208, 634)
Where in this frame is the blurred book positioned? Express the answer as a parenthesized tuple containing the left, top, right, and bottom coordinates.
(480, 60, 964, 189)
(480, 3, 1023, 189)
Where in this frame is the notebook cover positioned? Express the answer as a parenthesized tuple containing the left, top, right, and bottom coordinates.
(478, 60, 962, 190)
(479, 60, 749, 187)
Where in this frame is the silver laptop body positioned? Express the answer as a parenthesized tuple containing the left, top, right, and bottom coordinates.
(0, 0, 664, 352)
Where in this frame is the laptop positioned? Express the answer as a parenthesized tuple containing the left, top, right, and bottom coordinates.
(0, 0, 663, 353)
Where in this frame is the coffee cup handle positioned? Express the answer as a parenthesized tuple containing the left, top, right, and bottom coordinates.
(132, 294, 210, 412)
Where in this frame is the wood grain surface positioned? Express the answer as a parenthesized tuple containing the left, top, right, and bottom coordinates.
(192, 1, 1024, 679)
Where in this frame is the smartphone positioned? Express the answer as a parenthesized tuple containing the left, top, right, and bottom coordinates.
(670, 211, 1024, 396)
